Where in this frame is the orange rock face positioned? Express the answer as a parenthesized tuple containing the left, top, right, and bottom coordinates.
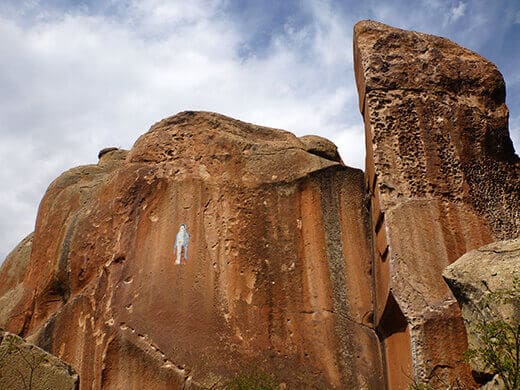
(0, 112, 384, 389)
(354, 20, 519, 388)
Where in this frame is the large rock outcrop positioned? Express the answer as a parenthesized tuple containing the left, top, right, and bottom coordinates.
(354, 20, 519, 388)
(0, 112, 384, 389)
(0, 330, 78, 389)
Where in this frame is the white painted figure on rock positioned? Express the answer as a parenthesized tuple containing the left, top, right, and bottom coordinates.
(174, 224, 190, 265)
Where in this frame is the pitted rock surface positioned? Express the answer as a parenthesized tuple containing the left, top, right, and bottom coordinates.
(354, 20, 519, 389)
(128, 111, 340, 186)
(354, 20, 506, 111)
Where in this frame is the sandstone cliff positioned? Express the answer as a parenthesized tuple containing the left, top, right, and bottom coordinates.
(0, 111, 384, 389)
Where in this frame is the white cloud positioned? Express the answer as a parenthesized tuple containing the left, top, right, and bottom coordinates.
(305, 0, 353, 67)
(334, 124, 366, 169)
(450, 1, 466, 21)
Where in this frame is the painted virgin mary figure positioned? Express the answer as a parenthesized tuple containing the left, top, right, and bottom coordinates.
(174, 224, 190, 265)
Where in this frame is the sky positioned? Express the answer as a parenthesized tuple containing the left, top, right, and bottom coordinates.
(1, 0, 519, 262)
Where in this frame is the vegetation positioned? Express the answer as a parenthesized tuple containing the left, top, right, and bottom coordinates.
(464, 278, 520, 390)
(225, 368, 278, 390)
(408, 382, 432, 390)
(407, 375, 463, 390)
(408, 278, 519, 390)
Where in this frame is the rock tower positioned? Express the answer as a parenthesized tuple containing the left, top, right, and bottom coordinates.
(354, 20, 519, 388)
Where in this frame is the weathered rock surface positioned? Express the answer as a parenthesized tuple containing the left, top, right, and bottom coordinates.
(354, 20, 520, 389)
(0, 330, 78, 389)
(443, 238, 520, 377)
(0, 234, 33, 330)
(0, 111, 383, 389)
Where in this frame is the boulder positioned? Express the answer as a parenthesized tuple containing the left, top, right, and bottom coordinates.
(354, 20, 519, 389)
(0, 330, 78, 389)
(443, 238, 520, 381)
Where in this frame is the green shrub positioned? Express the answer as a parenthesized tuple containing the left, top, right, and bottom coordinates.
(464, 278, 520, 390)
(408, 382, 432, 390)
(225, 369, 278, 390)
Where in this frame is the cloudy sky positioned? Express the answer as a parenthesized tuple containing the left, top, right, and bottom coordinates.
(1, 0, 519, 262)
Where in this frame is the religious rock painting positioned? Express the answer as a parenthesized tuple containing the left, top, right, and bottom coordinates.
(174, 224, 190, 265)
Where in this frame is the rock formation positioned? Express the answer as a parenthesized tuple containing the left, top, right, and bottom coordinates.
(0, 330, 78, 389)
(0, 112, 384, 389)
(444, 238, 520, 384)
(0, 20, 518, 390)
(0, 233, 33, 329)
(354, 20, 519, 389)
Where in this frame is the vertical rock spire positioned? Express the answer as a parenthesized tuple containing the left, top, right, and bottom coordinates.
(354, 20, 519, 389)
